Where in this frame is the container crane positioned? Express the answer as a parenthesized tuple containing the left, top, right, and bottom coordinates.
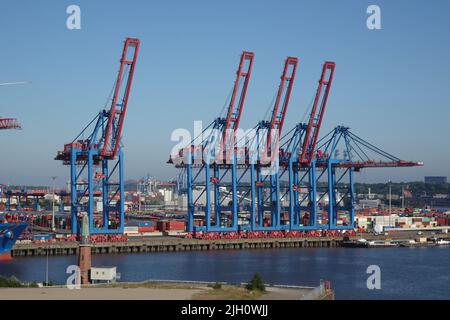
(169, 51, 254, 232)
(1, 83, 24, 208)
(245, 57, 298, 231)
(278, 61, 336, 230)
(172, 55, 423, 237)
(0, 81, 28, 129)
(56, 38, 140, 234)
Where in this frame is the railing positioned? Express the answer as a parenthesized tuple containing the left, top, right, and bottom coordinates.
(300, 280, 332, 300)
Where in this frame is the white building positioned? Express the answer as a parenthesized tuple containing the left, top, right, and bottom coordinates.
(90, 267, 118, 284)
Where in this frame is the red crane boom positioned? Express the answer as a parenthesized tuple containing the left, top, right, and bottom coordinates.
(101, 38, 140, 159)
(222, 51, 254, 149)
(299, 61, 335, 165)
(266, 57, 298, 152)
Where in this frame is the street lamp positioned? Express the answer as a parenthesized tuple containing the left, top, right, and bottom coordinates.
(51, 176, 57, 232)
(388, 180, 392, 215)
(45, 245, 49, 286)
(401, 184, 405, 211)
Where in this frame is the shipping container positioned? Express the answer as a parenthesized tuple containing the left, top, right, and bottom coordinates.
(165, 230, 186, 236)
(138, 226, 155, 233)
(32, 234, 53, 241)
(138, 221, 154, 227)
(166, 220, 186, 231)
(146, 232, 163, 237)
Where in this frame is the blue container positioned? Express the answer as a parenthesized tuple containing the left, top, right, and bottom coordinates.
(32, 234, 52, 241)
(138, 221, 153, 227)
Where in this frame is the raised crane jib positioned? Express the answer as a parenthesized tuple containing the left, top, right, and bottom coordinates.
(101, 37, 140, 159)
(222, 51, 254, 149)
(299, 61, 335, 165)
(266, 57, 298, 153)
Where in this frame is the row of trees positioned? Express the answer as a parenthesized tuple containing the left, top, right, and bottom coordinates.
(355, 182, 450, 196)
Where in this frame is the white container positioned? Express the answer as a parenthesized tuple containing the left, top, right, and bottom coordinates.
(167, 231, 187, 236)
(147, 232, 163, 237)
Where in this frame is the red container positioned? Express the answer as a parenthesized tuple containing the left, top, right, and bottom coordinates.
(166, 220, 186, 231)
(138, 226, 155, 233)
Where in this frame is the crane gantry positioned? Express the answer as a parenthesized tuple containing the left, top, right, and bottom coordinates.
(169, 51, 254, 232)
(170, 52, 422, 237)
(56, 38, 140, 234)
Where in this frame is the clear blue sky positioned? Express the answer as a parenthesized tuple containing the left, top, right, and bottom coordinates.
(0, 0, 449, 186)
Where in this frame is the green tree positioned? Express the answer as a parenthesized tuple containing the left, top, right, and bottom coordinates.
(246, 273, 265, 292)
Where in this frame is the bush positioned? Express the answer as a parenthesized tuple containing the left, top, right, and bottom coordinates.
(212, 282, 222, 290)
(0, 276, 24, 288)
(246, 273, 265, 292)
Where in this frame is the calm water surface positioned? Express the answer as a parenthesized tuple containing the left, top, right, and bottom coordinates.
(1, 247, 449, 300)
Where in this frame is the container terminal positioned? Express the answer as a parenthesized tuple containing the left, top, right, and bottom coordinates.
(1, 38, 449, 270)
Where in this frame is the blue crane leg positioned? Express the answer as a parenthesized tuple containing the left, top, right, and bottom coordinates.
(118, 151, 124, 233)
(102, 159, 109, 231)
(88, 150, 94, 234)
(250, 163, 256, 231)
(186, 158, 194, 232)
(231, 155, 238, 230)
(310, 162, 318, 227)
(205, 164, 211, 230)
(213, 165, 220, 228)
(70, 149, 78, 234)
(288, 161, 295, 230)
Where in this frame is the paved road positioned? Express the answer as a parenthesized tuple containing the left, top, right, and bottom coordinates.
(0, 287, 202, 300)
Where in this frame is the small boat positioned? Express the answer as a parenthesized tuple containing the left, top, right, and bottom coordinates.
(367, 240, 399, 248)
(436, 239, 450, 246)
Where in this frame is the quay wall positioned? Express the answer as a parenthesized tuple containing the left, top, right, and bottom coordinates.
(11, 237, 342, 257)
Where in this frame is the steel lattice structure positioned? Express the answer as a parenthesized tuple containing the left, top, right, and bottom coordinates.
(56, 38, 140, 234)
(170, 52, 422, 235)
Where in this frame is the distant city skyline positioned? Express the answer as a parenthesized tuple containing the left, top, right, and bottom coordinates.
(1, 0, 449, 187)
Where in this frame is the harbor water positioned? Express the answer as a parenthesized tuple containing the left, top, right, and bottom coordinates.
(1, 247, 449, 300)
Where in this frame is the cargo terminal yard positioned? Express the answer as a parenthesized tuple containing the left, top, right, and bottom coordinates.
(1, 37, 450, 292)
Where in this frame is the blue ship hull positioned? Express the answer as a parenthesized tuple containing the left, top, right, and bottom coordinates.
(0, 222, 28, 259)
